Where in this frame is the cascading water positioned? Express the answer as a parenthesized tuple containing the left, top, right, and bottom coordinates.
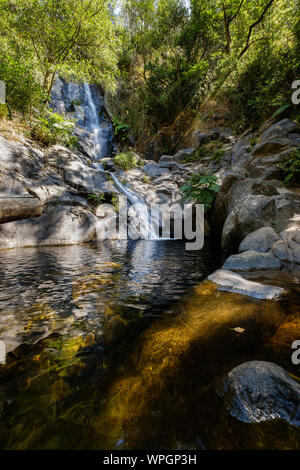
(83, 83, 158, 240)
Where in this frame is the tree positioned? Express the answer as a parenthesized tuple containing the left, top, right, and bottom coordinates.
(2, 0, 119, 102)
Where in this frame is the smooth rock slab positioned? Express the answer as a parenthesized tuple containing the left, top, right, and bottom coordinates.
(222, 250, 281, 271)
(217, 361, 300, 427)
(239, 227, 280, 253)
(0, 196, 42, 223)
(208, 270, 285, 299)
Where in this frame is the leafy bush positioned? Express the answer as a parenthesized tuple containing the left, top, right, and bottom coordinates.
(278, 150, 300, 184)
(0, 104, 8, 120)
(213, 148, 225, 162)
(114, 152, 138, 171)
(0, 48, 45, 114)
(31, 110, 78, 147)
(180, 172, 220, 212)
(112, 117, 130, 141)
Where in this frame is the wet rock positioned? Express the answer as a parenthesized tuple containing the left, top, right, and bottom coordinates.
(217, 361, 300, 427)
(239, 227, 279, 253)
(222, 250, 281, 271)
(208, 269, 285, 299)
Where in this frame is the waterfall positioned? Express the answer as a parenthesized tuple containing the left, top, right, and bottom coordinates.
(83, 83, 158, 241)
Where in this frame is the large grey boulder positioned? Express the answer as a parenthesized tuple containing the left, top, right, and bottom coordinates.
(208, 269, 285, 299)
(221, 193, 299, 252)
(279, 229, 300, 264)
(0, 205, 98, 249)
(261, 118, 300, 142)
(217, 361, 300, 427)
(272, 240, 294, 263)
(0, 134, 44, 178)
(0, 196, 42, 223)
(230, 137, 252, 166)
(143, 162, 168, 178)
(239, 227, 279, 253)
(222, 250, 281, 271)
(253, 119, 300, 157)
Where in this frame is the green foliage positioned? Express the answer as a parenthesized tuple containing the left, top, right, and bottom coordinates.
(180, 172, 220, 212)
(111, 194, 119, 212)
(31, 110, 78, 147)
(0, 44, 45, 113)
(277, 150, 300, 185)
(110, 0, 299, 141)
(0, 0, 118, 113)
(112, 117, 130, 141)
(142, 175, 150, 183)
(272, 104, 291, 119)
(0, 104, 8, 120)
(87, 193, 105, 208)
(213, 148, 225, 162)
(114, 152, 139, 170)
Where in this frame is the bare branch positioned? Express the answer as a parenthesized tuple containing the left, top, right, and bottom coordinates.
(239, 0, 275, 58)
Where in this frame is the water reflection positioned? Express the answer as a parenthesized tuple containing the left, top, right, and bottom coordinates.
(0, 240, 219, 353)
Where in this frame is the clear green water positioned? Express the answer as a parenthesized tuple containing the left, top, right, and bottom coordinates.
(0, 240, 299, 450)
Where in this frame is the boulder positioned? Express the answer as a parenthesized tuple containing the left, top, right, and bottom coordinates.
(230, 137, 252, 166)
(0, 205, 98, 249)
(173, 148, 196, 163)
(0, 196, 42, 223)
(253, 119, 300, 157)
(192, 129, 219, 147)
(239, 227, 279, 253)
(217, 361, 300, 427)
(221, 193, 299, 252)
(272, 240, 294, 263)
(208, 270, 285, 299)
(222, 250, 281, 271)
(280, 229, 300, 264)
(0, 134, 44, 178)
(261, 118, 300, 142)
(143, 162, 168, 178)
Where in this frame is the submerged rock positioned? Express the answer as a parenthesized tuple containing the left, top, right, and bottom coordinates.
(208, 269, 285, 299)
(223, 250, 282, 271)
(217, 361, 300, 427)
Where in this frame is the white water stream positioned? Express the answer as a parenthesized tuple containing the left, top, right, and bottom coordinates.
(83, 83, 158, 240)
